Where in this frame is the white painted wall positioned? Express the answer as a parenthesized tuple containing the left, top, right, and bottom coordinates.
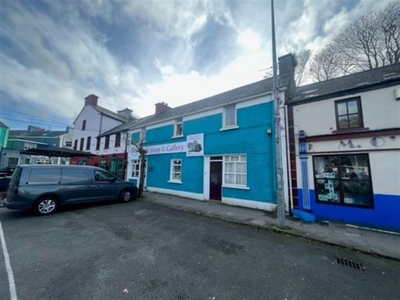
(293, 85, 400, 136)
(72, 105, 126, 155)
(292, 85, 400, 197)
(370, 151, 400, 195)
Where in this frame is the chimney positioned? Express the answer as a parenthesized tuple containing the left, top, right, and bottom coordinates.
(84, 94, 99, 106)
(155, 102, 171, 115)
(278, 53, 295, 76)
(117, 108, 133, 119)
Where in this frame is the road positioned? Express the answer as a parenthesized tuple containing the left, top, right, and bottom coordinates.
(0, 200, 399, 300)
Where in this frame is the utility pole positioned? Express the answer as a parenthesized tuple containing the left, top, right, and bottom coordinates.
(271, 0, 285, 228)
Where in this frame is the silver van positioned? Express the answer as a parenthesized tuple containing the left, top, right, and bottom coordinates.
(4, 165, 138, 215)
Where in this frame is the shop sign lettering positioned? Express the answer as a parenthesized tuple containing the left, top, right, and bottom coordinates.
(338, 136, 388, 149)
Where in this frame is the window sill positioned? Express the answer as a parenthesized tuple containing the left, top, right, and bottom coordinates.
(172, 135, 184, 139)
(331, 127, 369, 134)
(168, 180, 182, 184)
(220, 125, 239, 131)
(222, 184, 249, 190)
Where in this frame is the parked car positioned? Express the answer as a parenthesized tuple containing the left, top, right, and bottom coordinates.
(3, 165, 138, 215)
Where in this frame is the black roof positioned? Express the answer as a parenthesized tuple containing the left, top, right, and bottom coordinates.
(288, 63, 400, 104)
(100, 73, 294, 137)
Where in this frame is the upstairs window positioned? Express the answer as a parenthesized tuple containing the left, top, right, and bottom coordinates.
(335, 97, 363, 130)
(140, 128, 146, 142)
(104, 135, 110, 149)
(80, 138, 84, 151)
(115, 132, 121, 147)
(96, 138, 100, 150)
(174, 119, 183, 137)
(223, 105, 236, 128)
(74, 139, 78, 150)
(86, 136, 91, 150)
(82, 120, 87, 130)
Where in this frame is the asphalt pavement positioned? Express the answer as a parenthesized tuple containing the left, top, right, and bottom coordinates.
(140, 191, 400, 261)
(1, 199, 399, 300)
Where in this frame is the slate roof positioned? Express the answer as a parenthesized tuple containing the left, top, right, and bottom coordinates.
(288, 63, 400, 104)
(72, 104, 136, 125)
(9, 129, 69, 138)
(94, 105, 135, 123)
(99, 73, 294, 137)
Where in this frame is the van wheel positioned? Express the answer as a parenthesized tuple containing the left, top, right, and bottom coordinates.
(119, 189, 133, 203)
(34, 197, 58, 215)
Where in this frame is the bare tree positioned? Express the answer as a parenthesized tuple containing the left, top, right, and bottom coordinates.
(293, 49, 312, 86)
(309, 48, 341, 81)
(332, 2, 400, 70)
(380, 2, 400, 65)
(132, 139, 147, 198)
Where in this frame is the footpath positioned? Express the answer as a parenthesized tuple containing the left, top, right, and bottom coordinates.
(141, 191, 400, 261)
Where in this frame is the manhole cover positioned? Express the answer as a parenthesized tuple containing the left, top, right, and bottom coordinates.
(337, 257, 365, 271)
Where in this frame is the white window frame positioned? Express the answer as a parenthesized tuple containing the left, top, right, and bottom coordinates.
(169, 159, 182, 183)
(131, 159, 140, 178)
(222, 104, 238, 129)
(140, 128, 146, 142)
(174, 119, 183, 137)
(223, 155, 248, 188)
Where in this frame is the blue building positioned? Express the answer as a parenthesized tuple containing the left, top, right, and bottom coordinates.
(121, 54, 295, 211)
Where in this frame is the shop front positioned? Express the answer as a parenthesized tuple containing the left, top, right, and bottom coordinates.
(298, 133, 400, 232)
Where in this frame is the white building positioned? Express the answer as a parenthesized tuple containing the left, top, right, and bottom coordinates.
(286, 63, 400, 232)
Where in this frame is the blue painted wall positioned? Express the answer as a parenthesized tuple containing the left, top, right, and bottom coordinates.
(142, 100, 276, 203)
(297, 188, 400, 232)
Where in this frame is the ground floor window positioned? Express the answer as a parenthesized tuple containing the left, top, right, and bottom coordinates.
(100, 158, 107, 169)
(131, 159, 140, 178)
(170, 159, 182, 182)
(313, 154, 373, 207)
(223, 155, 247, 187)
(7, 157, 19, 168)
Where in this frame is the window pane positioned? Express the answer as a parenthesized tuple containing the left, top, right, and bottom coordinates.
(337, 102, 347, 115)
(314, 156, 338, 178)
(225, 174, 234, 184)
(315, 179, 340, 203)
(347, 100, 358, 114)
(338, 116, 348, 129)
(349, 114, 359, 128)
(343, 181, 372, 205)
(340, 155, 370, 179)
(29, 168, 60, 183)
(62, 169, 90, 184)
(225, 106, 236, 126)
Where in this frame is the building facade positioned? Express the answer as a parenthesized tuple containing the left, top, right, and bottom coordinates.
(124, 54, 295, 211)
(0, 125, 73, 168)
(70, 94, 135, 178)
(287, 63, 400, 232)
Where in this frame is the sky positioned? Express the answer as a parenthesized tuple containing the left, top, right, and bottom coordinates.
(0, 0, 396, 130)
